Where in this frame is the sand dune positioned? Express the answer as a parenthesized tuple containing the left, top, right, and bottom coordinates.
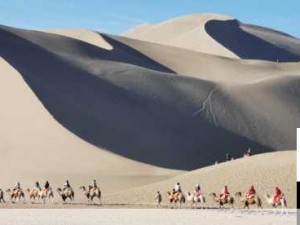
(104, 151, 296, 208)
(125, 13, 300, 61)
(0, 14, 298, 204)
(0, 57, 180, 192)
(0, 24, 299, 171)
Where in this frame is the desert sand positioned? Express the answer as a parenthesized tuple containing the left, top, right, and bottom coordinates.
(0, 209, 296, 225)
(0, 13, 298, 211)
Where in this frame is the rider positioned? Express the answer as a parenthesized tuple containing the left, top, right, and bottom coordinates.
(13, 181, 21, 191)
(63, 180, 71, 191)
(34, 181, 41, 191)
(90, 179, 98, 191)
(194, 183, 202, 197)
(273, 186, 283, 206)
(44, 181, 51, 193)
(174, 182, 181, 193)
(245, 185, 256, 199)
(220, 185, 230, 200)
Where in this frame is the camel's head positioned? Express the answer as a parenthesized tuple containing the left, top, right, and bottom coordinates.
(186, 192, 191, 196)
(6, 189, 11, 193)
(209, 192, 216, 197)
(79, 186, 85, 190)
(27, 188, 31, 193)
(167, 191, 171, 195)
(235, 192, 242, 197)
(57, 188, 62, 192)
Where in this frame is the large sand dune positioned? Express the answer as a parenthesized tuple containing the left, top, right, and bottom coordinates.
(0, 14, 298, 205)
(104, 151, 296, 208)
(0, 23, 299, 171)
(125, 13, 300, 62)
(0, 57, 180, 192)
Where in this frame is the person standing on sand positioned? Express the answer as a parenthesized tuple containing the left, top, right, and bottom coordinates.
(226, 153, 231, 161)
(155, 191, 162, 207)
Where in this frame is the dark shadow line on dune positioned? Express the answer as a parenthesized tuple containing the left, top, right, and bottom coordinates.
(205, 19, 300, 62)
(0, 27, 274, 170)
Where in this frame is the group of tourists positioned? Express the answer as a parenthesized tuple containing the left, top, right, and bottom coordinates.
(163, 182, 284, 207)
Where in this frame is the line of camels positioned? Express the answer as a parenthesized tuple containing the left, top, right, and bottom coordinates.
(165, 190, 287, 211)
(0, 186, 288, 212)
(0, 185, 101, 204)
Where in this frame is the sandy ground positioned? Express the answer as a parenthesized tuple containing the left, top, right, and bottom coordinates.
(0, 209, 296, 225)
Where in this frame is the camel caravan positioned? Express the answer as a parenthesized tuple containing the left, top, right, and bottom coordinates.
(0, 179, 288, 212)
(161, 183, 288, 212)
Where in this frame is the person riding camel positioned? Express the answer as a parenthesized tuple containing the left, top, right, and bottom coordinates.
(220, 185, 230, 200)
(245, 185, 256, 199)
(63, 180, 71, 191)
(13, 181, 21, 192)
(90, 179, 98, 191)
(34, 181, 41, 191)
(273, 186, 283, 206)
(44, 181, 51, 194)
(194, 184, 202, 197)
(173, 182, 182, 199)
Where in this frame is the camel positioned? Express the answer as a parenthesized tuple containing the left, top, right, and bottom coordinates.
(27, 188, 40, 203)
(185, 192, 206, 209)
(167, 191, 185, 208)
(39, 188, 54, 204)
(79, 186, 101, 204)
(6, 189, 25, 203)
(209, 193, 234, 208)
(0, 189, 5, 203)
(57, 187, 74, 203)
(264, 194, 288, 215)
(235, 192, 262, 209)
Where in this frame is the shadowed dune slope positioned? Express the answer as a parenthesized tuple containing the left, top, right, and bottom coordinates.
(0, 57, 181, 193)
(205, 19, 300, 62)
(104, 151, 296, 208)
(125, 14, 300, 62)
(0, 24, 300, 170)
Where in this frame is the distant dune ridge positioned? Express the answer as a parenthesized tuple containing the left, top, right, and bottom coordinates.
(0, 13, 298, 206)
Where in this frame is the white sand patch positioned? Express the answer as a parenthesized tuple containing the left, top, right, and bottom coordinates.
(0, 209, 296, 225)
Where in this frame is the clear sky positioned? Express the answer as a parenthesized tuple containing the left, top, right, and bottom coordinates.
(1, 0, 299, 38)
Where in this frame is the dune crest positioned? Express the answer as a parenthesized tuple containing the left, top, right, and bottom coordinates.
(44, 29, 113, 50)
(124, 13, 237, 58)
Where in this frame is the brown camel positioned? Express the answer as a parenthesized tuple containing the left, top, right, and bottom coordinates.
(57, 187, 74, 203)
(0, 189, 5, 203)
(167, 191, 185, 208)
(6, 189, 25, 203)
(27, 188, 40, 203)
(79, 186, 101, 204)
(235, 192, 262, 209)
(39, 188, 54, 204)
(209, 192, 234, 208)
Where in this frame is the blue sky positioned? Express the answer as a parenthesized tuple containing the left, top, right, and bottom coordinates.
(1, 0, 299, 38)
